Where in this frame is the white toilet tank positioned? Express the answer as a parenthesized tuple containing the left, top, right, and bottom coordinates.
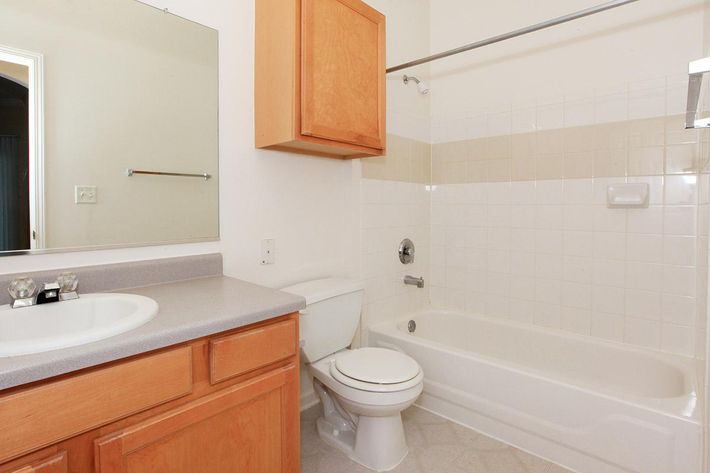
(281, 278, 363, 363)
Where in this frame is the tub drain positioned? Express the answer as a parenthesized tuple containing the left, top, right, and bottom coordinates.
(407, 320, 416, 333)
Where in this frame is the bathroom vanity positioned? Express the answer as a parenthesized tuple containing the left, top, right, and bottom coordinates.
(0, 268, 305, 473)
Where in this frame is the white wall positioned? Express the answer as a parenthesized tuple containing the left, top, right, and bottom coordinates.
(429, 0, 706, 125)
(370, 0, 431, 143)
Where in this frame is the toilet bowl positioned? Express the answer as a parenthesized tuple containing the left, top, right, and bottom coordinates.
(280, 278, 424, 472)
(310, 347, 423, 471)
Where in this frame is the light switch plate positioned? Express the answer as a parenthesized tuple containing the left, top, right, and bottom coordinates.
(75, 185, 97, 204)
(261, 239, 275, 265)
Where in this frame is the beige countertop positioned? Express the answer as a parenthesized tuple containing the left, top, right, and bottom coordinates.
(0, 276, 306, 391)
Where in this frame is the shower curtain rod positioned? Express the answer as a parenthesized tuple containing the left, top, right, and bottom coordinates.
(386, 0, 640, 74)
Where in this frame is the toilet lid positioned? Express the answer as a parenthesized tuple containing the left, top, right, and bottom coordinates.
(334, 347, 420, 385)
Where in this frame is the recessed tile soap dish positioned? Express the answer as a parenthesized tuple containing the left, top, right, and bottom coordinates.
(607, 183, 649, 208)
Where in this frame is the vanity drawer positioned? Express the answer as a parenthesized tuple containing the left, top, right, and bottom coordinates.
(0, 347, 193, 463)
(210, 318, 297, 384)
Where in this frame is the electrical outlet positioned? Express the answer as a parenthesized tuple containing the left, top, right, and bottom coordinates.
(75, 185, 97, 204)
(261, 239, 275, 265)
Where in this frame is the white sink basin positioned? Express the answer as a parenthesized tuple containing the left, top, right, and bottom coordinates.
(0, 293, 158, 357)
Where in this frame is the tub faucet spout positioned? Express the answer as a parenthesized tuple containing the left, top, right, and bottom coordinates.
(404, 275, 424, 288)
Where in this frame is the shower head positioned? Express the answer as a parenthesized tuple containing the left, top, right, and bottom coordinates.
(403, 75, 430, 95)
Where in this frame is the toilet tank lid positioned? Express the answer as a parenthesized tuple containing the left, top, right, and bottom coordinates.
(281, 278, 363, 305)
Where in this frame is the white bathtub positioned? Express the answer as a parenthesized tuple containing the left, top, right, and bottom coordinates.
(368, 310, 703, 473)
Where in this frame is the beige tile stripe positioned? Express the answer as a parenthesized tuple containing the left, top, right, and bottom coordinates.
(361, 134, 432, 184)
(432, 115, 709, 185)
(362, 115, 710, 185)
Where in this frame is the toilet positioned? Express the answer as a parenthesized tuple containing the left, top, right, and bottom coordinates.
(282, 278, 423, 472)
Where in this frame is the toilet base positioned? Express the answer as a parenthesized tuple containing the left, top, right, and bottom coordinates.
(316, 413, 408, 472)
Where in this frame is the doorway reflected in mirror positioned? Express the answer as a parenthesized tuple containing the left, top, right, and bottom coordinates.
(0, 59, 31, 252)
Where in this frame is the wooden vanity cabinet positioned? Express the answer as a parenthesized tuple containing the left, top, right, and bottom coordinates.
(0, 313, 300, 473)
(255, 0, 386, 159)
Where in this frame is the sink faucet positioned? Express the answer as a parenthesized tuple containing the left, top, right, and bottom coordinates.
(7, 273, 79, 309)
(403, 275, 424, 288)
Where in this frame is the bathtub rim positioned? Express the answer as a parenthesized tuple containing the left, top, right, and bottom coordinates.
(368, 309, 702, 423)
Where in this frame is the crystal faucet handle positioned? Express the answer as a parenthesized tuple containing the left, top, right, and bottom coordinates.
(57, 272, 79, 293)
(8, 277, 37, 300)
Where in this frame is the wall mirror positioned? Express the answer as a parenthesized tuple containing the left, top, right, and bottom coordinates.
(0, 0, 219, 255)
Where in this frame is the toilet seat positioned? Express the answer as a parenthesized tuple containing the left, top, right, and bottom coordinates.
(329, 348, 423, 393)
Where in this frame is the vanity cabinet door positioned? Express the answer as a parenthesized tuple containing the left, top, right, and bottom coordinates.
(6, 452, 67, 473)
(94, 364, 299, 473)
(301, 0, 386, 150)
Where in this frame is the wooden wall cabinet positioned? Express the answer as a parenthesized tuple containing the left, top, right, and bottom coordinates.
(0, 314, 299, 473)
(255, 0, 386, 159)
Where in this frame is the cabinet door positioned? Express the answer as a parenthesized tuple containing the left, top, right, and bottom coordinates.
(7, 452, 67, 473)
(301, 0, 385, 150)
(94, 364, 299, 473)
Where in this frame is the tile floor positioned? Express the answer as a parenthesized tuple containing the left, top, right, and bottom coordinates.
(301, 404, 573, 473)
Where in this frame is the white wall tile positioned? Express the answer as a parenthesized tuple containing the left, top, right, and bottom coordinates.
(626, 234, 663, 263)
(591, 312, 624, 341)
(625, 289, 661, 320)
(595, 232, 627, 260)
(563, 205, 596, 231)
(594, 207, 627, 233)
(486, 182, 512, 204)
(664, 206, 697, 236)
(511, 206, 536, 229)
(627, 207, 663, 234)
(595, 92, 628, 124)
(662, 265, 696, 297)
(664, 175, 697, 205)
(537, 102, 564, 130)
(624, 316, 661, 349)
(661, 323, 694, 356)
(561, 282, 592, 309)
(563, 179, 595, 204)
(628, 87, 665, 120)
(625, 262, 663, 292)
(536, 254, 563, 280)
(510, 298, 535, 323)
(511, 251, 536, 276)
(511, 108, 536, 135)
(564, 256, 594, 283)
(561, 307, 592, 335)
(535, 180, 564, 204)
(535, 230, 563, 255)
(564, 99, 595, 128)
(663, 235, 697, 266)
(536, 279, 561, 305)
(533, 303, 561, 328)
(661, 294, 696, 326)
(535, 206, 564, 230)
(511, 275, 536, 301)
(593, 259, 626, 287)
(510, 181, 536, 204)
